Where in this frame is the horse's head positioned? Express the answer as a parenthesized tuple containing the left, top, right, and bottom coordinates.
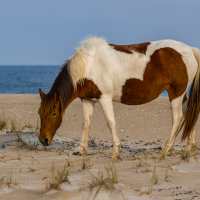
(38, 88, 63, 146)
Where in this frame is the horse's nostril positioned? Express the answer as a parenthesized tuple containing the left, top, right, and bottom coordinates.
(39, 137, 49, 146)
(44, 138, 49, 145)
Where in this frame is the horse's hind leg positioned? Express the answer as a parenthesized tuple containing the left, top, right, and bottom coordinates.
(80, 100, 94, 155)
(99, 95, 121, 160)
(186, 130, 197, 152)
(161, 93, 184, 158)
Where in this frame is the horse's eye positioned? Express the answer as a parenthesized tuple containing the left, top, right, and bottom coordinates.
(52, 112, 56, 117)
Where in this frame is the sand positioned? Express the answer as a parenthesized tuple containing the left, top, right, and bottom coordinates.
(0, 94, 200, 200)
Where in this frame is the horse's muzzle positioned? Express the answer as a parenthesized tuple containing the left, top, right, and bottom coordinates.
(39, 137, 49, 146)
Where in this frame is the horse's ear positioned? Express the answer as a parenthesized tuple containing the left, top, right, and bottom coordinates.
(39, 88, 46, 100)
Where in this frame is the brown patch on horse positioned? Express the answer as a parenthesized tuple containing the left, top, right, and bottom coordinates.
(121, 47, 188, 105)
(110, 42, 150, 54)
(77, 79, 102, 100)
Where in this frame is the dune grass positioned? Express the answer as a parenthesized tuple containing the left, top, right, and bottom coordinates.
(0, 175, 17, 187)
(47, 161, 70, 190)
(140, 165, 159, 195)
(88, 164, 118, 199)
(0, 120, 6, 131)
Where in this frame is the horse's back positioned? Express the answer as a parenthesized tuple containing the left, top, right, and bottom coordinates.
(71, 37, 198, 104)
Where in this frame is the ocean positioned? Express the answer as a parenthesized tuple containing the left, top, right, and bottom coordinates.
(0, 65, 60, 93)
(0, 65, 168, 95)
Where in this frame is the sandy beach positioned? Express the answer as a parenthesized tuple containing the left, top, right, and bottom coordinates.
(0, 94, 200, 200)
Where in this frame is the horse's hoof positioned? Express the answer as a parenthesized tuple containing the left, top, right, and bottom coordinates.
(112, 154, 121, 161)
(159, 149, 169, 160)
(79, 145, 88, 156)
(72, 146, 87, 156)
(72, 151, 81, 156)
(159, 153, 166, 160)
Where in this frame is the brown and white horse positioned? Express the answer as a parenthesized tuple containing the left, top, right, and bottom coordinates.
(38, 37, 200, 159)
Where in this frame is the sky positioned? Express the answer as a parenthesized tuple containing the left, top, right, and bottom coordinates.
(0, 0, 200, 65)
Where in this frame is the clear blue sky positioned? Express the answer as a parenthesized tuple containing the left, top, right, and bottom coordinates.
(0, 0, 199, 65)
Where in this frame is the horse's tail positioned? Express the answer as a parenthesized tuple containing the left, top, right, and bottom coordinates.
(181, 47, 200, 140)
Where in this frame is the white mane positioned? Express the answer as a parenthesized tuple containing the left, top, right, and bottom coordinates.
(68, 37, 108, 88)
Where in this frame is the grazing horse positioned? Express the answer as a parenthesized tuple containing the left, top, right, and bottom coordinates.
(38, 37, 200, 159)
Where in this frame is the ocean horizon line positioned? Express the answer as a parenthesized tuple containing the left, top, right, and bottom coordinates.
(0, 64, 59, 67)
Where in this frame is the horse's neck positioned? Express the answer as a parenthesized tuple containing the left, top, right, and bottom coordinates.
(60, 86, 76, 111)
(48, 81, 76, 112)
(49, 68, 100, 112)
(60, 81, 90, 111)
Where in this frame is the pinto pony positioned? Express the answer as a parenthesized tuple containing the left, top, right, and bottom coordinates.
(38, 37, 200, 159)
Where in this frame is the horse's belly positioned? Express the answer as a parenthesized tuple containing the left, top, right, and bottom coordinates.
(119, 78, 164, 105)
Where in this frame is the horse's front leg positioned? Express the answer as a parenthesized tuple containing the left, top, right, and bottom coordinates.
(80, 99, 94, 155)
(99, 95, 121, 160)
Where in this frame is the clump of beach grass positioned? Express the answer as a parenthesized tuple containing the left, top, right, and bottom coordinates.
(22, 119, 40, 132)
(0, 111, 7, 131)
(81, 155, 92, 170)
(47, 161, 70, 190)
(35, 118, 40, 132)
(164, 166, 172, 182)
(147, 165, 159, 194)
(140, 165, 159, 195)
(82, 157, 87, 170)
(0, 175, 17, 187)
(88, 164, 118, 199)
(179, 149, 191, 161)
(179, 145, 198, 161)
(0, 119, 6, 131)
(10, 120, 18, 132)
(22, 122, 33, 130)
(135, 157, 151, 173)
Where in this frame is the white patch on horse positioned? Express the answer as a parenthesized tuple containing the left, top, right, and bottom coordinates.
(69, 37, 150, 101)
